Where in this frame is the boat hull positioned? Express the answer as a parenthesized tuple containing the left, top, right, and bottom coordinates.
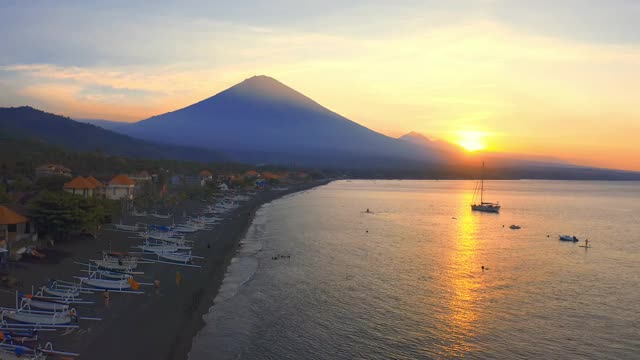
(471, 204, 500, 213)
(3, 310, 71, 325)
(22, 298, 69, 312)
(82, 278, 131, 290)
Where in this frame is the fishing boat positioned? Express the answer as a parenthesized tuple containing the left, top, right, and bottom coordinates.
(1, 308, 74, 326)
(157, 251, 196, 264)
(471, 162, 501, 213)
(150, 212, 172, 219)
(137, 243, 181, 253)
(20, 296, 69, 312)
(0, 341, 79, 359)
(559, 235, 579, 242)
(40, 282, 81, 299)
(111, 223, 145, 232)
(76, 270, 138, 291)
(130, 209, 147, 217)
(509, 225, 521, 229)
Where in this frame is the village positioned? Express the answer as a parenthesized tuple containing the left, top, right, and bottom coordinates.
(0, 159, 321, 358)
(1, 163, 311, 265)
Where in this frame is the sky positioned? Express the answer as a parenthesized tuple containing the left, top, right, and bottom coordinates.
(1, 0, 639, 171)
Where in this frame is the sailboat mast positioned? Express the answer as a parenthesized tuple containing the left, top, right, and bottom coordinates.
(481, 161, 484, 204)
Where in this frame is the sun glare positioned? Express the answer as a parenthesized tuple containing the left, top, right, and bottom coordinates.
(457, 131, 486, 152)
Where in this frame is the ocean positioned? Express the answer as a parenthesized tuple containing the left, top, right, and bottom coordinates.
(189, 180, 640, 359)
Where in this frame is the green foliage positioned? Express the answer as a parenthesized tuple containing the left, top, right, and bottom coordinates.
(34, 176, 70, 192)
(0, 183, 9, 204)
(28, 191, 116, 240)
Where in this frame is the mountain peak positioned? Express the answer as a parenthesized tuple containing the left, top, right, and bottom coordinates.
(227, 75, 320, 109)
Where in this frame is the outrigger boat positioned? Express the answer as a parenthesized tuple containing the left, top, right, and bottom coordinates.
(136, 243, 187, 254)
(40, 281, 86, 299)
(110, 223, 146, 232)
(130, 209, 148, 217)
(0, 341, 79, 359)
(74, 268, 147, 292)
(0, 307, 76, 326)
(150, 212, 172, 219)
(19, 296, 69, 313)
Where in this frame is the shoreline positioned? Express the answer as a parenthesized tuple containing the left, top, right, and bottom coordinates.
(0, 180, 330, 359)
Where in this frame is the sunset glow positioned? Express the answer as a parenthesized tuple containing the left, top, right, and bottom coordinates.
(1, 1, 639, 171)
(457, 132, 487, 152)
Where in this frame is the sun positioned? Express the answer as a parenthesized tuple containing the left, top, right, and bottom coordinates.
(457, 131, 486, 152)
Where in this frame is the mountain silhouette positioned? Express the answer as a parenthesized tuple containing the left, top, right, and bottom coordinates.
(119, 76, 445, 168)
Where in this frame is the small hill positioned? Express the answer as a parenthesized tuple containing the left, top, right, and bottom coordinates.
(0, 107, 226, 162)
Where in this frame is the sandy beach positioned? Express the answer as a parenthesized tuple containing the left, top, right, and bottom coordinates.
(0, 180, 328, 359)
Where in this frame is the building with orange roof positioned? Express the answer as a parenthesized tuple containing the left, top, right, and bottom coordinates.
(0, 205, 37, 258)
(86, 176, 105, 197)
(199, 170, 214, 186)
(63, 176, 96, 198)
(106, 175, 136, 200)
(243, 170, 259, 179)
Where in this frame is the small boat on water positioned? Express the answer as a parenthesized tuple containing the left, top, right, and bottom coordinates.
(471, 162, 501, 213)
(509, 225, 521, 229)
(559, 235, 579, 242)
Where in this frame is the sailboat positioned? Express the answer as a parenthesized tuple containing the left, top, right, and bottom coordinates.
(471, 162, 501, 213)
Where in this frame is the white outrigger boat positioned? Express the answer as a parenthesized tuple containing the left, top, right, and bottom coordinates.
(136, 243, 187, 254)
(471, 162, 501, 213)
(19, 297, 69, 313)
(0, 341, 79, 359)
(110, 222, 146, 232)
(130, 209, 148, 217)
(1, 308, 75, 326)
(150, 212, 172, 219)
(40, 281, 87, 299)
(156, 251, 201, 264)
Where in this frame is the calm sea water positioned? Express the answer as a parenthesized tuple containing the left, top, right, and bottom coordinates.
(189, 180, 640, 359)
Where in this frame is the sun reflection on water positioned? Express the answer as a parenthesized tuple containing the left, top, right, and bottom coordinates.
(441, 191, 483, 357)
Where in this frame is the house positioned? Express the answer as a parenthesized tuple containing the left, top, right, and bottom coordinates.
(243, 170, 259, 179)
(63, 176, 96, 198)
(0, 205, 38, 259)
(106, 175, 136, 200)
(199, 170, 213, 186)
(199, 170, 213, 180)
(86, 176, 105, 197)
(130, 171, 152, 182)
(35, 164, 72, 178)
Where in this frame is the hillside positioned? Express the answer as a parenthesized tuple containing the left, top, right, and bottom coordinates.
(0, 107, 226, 163)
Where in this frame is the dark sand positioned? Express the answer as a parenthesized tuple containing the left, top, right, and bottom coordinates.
(0, 180, 328, 359)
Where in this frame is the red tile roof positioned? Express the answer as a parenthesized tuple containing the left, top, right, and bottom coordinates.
(0, 205, 28, 225)
(86, 176, 105, 188)
(199, 170, 213, 177)
(109, 175, 136, 186)
(63, 176, 95, 190)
